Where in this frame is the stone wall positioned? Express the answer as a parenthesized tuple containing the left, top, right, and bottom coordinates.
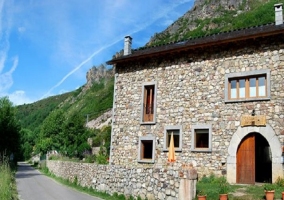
(47, 160, 196, 200)
(111, 35, 284, 180)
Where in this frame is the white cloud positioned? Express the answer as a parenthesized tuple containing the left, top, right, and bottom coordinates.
(8, 90, 34, 105)
(0, 56, 18, 92)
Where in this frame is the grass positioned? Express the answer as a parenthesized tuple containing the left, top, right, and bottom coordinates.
(0, 156, 18, 200)
(196, 174, 284, 200)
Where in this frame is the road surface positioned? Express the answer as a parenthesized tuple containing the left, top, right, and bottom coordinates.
(16, 162, 102, 200)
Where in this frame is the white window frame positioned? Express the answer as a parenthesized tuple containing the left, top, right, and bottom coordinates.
(163, 125, 182, 152)
(225, 69, 270, 103)
(140, 81, 157, 124)
(191, 124, 212, 152)
(138, 135, 156, 163)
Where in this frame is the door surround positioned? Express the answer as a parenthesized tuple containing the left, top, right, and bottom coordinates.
(227, 125, 282, 183)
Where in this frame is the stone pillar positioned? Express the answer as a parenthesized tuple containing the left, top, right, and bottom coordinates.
(178, 164, 198, 200)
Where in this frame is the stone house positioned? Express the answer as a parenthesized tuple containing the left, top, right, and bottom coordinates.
(107, 4, 284, 184)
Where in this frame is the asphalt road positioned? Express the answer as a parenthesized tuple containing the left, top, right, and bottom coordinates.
(16, 162, 102, 200)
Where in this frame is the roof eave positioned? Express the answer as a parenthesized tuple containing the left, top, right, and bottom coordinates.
(107, 23, 284, 65)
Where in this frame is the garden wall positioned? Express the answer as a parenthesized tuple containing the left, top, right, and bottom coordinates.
(47, 160, 196, 200)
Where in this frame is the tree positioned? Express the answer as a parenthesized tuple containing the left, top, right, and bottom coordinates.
(62, 113, 91, 158)
(35, 109, 65, 154)
(19, 128, 37, 160)
(0, 97, 20, 161)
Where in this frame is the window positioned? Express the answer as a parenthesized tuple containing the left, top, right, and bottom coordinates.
(140, 82, 157, 124)
(191, 124, 212, 152)
(138, 135, 155, 163)
(225, 69, 270, 102)
(163, 125, 182, 151)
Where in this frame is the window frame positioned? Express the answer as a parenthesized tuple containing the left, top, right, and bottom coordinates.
(225, 69, 270, 103)
(163, 125, 182, 152)
(138, 135, 156, 163)
(140, 81, 157, 124)
(191, 124, 212, 152)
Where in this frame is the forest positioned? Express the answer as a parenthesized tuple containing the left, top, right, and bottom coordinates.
(1, 72, 114, 164)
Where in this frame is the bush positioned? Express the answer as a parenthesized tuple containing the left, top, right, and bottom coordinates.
(275, 176, 284, 187)
(83, 155, 96, 163)
(264, 183, 276, 191)
(96, 154, 108, 164)
(218, 176, 230, 194)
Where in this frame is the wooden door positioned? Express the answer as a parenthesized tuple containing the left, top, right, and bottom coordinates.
(237, 133, 255, 184)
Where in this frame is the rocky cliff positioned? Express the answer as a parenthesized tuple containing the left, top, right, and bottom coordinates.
(85, 64, 114, 90)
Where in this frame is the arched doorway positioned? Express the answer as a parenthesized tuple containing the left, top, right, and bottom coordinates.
(227, 125, 282, 184)
(237, 132, 272, 184)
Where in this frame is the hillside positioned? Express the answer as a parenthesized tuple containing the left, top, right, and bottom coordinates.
(146, 0, 281, 47)
(16, 65, 114, 132)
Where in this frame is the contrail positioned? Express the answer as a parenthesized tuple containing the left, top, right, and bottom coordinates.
(41, 38, 122, 99)
(42, 0, 193, 99)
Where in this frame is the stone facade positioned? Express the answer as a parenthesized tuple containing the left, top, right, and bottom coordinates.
(47, 160, 195, 200)
(110, 33, 284, 183)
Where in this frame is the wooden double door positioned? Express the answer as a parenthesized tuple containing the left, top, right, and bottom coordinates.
(237, 132, 272, 184)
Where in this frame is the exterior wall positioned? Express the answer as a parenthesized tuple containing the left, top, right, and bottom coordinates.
(111, 35, 284, 181)
(47, 160, 195, 200)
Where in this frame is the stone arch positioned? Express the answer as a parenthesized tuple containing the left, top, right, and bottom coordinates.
(226, 125, 282, 183)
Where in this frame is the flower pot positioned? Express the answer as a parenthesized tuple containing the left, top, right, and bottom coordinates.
(282, 191, 284, 200)
(265, 190, 275, 200)
(219, 194, 228, 200)
(197, 195, 207, 200)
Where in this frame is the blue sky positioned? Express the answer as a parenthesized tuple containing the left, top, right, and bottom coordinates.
(0, 0, 194, 105)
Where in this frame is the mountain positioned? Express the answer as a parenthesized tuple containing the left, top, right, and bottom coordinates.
(146, 0, 278, 47)
(16, 65, 114, 132)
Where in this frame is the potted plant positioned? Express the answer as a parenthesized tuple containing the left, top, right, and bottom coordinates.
(197, 190, 206, 200)
(219, 177, 229, 200)
(264, 183, 276, 200)
(197, 189, 207, 200)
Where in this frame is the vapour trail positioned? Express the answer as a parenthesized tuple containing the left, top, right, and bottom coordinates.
(42, 0, 193, 99)
(41, 38, 121, 99)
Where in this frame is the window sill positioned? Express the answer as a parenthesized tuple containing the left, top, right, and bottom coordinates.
(225, 97, 270, 103)
(137, 159, 155, 163)
(140, 121, 156, 125)
(163, 149, 182, 152)
(191, 149, 212, 152)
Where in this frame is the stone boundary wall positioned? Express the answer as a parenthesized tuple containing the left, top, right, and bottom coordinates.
(47, 160, 196, 200)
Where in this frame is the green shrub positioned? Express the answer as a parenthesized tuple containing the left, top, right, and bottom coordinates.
(218, 176, 230, 194)
(263, 183, 276, 191)
(84, 155, 96, 163)
(275, 176, 284, 187)
(96, 154, 108, 164)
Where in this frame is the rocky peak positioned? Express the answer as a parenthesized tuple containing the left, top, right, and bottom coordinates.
(85, 64, 114, 90)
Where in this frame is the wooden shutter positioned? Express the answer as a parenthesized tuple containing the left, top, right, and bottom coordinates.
(143, 85, 154, 122)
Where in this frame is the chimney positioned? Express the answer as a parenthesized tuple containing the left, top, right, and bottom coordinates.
(275, 3, 283, 25)
(124, 36, 132, 56)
